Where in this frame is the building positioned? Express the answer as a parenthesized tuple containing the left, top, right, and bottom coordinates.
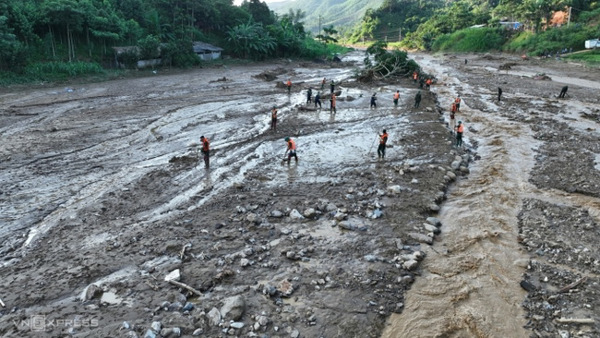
(193, 42, 223, 61)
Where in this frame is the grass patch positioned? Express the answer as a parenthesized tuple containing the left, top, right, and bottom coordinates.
(564, 49, 600, 64)
(300, 39, 353, 59)
(432, 27, 505, 52)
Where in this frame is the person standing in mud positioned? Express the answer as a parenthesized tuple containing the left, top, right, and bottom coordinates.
(378, 129, 388, 159)
(455, 95, 461, 111)
(271, 106, 278, 132)
(284, 137, 298, 164)
(455, 121, 464, 147)
(330, 80, 335, 94)
(314, 92, 322, 108)
(425, 78, 432, 90)
(498, 87, 503, 101)
(412, 71, 418, 84)
(370, 93, 377, 109)
(200, 135, 210, 168)
(393, 90, 400, 108)
(330, 92, 337, 114)
(286, 79, 292, 94)
(307, 87, 312, 104)
(321, 77, 326, 90)
(450, 102, 457, 133)
(558, 85, 568, 98)
(414, 90, 422, 108)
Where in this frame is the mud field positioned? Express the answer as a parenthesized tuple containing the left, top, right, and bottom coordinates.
(0, 51, 599, 338)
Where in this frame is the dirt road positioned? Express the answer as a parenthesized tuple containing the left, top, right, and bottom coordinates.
(1, 51, 599, 338)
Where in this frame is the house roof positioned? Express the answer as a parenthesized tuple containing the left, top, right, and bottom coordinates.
(112, 46, 140, 54)
(193, 42, 223, 53)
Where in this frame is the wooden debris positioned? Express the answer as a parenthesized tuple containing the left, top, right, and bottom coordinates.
(555, 318, 595, 324)
(168, 280, 202, 297)
(558, 277, 587, 293)
(0, 298, 4, 307)
(180, 243, 192, 260)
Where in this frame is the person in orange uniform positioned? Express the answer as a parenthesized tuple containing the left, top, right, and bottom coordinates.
(378, 129, 388, 159)
(425, 78, 432, 90)
(271, 106, 278, 132)
(284, 137, 298, 164)
(412, 71, 418, 83)
(450, 102, 457, 133)
(393, 90, 400, 108)
(455, 121, 464, 147)
(200, 135, 210, 168)
(455, 95, 461, 111)
(330, 92, 337, 113)
(286, 79, 292, 94)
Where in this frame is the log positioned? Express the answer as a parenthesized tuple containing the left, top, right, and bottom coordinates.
(180, 243, 192, 260)
(0, 298, 4, 307)
(168, 280, 202, 297)
(558, 277, 586, 293)
(555, 318, 595, 324)
(298, 106, 317, 112)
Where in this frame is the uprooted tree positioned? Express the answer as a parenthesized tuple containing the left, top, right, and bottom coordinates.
(358, 40, 420, 82)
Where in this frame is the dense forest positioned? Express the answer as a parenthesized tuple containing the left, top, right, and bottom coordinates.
(0, 0, 346, 83)
(347, 0, 600, 54)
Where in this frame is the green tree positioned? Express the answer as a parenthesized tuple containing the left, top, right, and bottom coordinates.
(226, 20, 276, 59)
(241, 0, 275, 26)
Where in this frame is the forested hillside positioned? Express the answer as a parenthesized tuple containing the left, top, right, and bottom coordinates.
(269, 0, 385, 34)
(347, 0, 600, 55)
(0, 0, 346, 84)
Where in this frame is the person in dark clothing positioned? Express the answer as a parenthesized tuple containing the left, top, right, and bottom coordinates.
(307, 88, 312, 104)
(314, 92, 322, 108)
(330, 80, 335, 94)
(370, 93, 377, 109)
(414, 91, 422, 108)
(558, 86, 568, 98)
(498, 87, 503, 101)
(378, 129, 388, 159)
(419, 78, 424, 89)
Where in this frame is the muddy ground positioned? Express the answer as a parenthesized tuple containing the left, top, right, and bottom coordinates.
(1, 50, 599, 338)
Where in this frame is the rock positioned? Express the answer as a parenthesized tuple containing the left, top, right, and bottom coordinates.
(459, 165, 470, 174)
(271, 210, 284, 218)
(236, 206, 246, 213)
(192, 328, 204, 336)
(451, 160, 461, 170)
(230, 322, 244, 329)
(256, 315, 269, 326)
(426, 217, 442, 227)
(303, 208, 317, 218)
(325, 203, 337, 212)
(333, 211, 347, 221)
(387, 185, 403, 194)
(403, 259, 419, 271)
(160, 328, 181, 337)
(429, 204, 440, 212)
(446, 171, 456, 181)
(289, 209, 305, 220)
(164, 269, 181, 282)
(151, 321, 162, 333)
(423, 223, 440, 234)
(277, 279, 294, 297)
(182, 302, 194, 312)
(291, 329, 300, 338)
(207, 307, 222, 326)
(144, 329, 156, 338)
(240, 258, 250, 267)
(370, 209, 383, 219)
(408, 232, 433, 245)
(246, 213, 261, 224)
(83, 284, 103, 301)
(364, 254, 378, 262)
(220, 295, 245, 321)
(338, 219, 368, 231)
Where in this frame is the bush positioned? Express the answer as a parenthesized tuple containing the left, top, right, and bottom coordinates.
(24, 61, 104, 81)
(300, 38, 352, 59)
(160, 40, 200, 68)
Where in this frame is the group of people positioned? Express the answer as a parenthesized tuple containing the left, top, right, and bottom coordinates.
(412, 71, 434, 90)
(448, 95, 464, 147)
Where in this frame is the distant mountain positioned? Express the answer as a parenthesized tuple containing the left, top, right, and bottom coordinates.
(268, 0, 385, 34)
